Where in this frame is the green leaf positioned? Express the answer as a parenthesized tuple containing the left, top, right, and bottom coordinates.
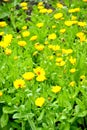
(3, 107, 17, 114)
(0, 114, 8, 128)
(37, 109, 44, 121)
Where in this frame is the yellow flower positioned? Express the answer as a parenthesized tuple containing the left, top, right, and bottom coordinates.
(76, 32, 86, 42)
(71, 15, 77, 20)
(39, 8, 47, 13)
(57, 3, 63, 8)
(5, 48, 12, 55)
(52, 25, 56, 29)
(48, 33, 57, 40)
(35, 43, 44, 51)
(0, 21, 7, 27)
(22, 31, 30, 37)
(14, 79, 25, 89)
(22, 72, 35, 81)
(64, 21, 73, 26)
(78, 22, 86, 27)
(56, 60, 65, 67)
(3, 34, 13, 44)
(69, 81, 76, 87)
(22, 6, 28, 10)
(68, 8, 80, 13)
(36, 75, 46, 82)
(66, 49, 73, 54)
(83, 0, 87, 2)
(36, 22, 44, 28)
(51, 86, 61, 93)
(3, 0, 9, 1)
(18, 41, 27, 47)
(0, 91, 3, 96)
(54, 13, 63, 19)
(70, 68, 76, 73)
(33, 67, 45, 76)
(14, 56, 18, 60)
(20, 2, 27, 7)
(38, 5, 44, 10)
(22, 26, 27, 30)
(56, 57, 63, 63)
(38, 2, 43, 6)
(0, 32, 4, 36)
(60, 28, 66, 33)
(69, 56, 76, 65)
(30, 35, 37, 41)
(80, 75, 86, 80)
(47, 9, 53, 13)
(35, 97, 45, 107)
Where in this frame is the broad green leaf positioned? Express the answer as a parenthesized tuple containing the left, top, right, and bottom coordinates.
(0, 113, 8, 128)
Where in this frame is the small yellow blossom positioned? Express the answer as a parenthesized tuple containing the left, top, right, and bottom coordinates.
(80, 75, 86, 80)
(71, 15, 77, 20)
(35, 97, 45, 107)
(57, 3, 63, 8)
(52, 25, 56, 29)
(54, 13, 63, 19)
(76, 32, 86, 42)
(51, 86, 61, 93)
(0, 32, 4, 36)
(47, 9, 53, 13)
(68, 8, 80, 13)
(39, 8, 47, 13)
(5, 48, 12, 55)
(14, 79, 25, 89)
(56, 60, 65, 66)
(38, 2, 43, 6)
(69, 81, 76, 87)
(22, 72, 35, 81)
(33, 67, 45, 76)
(30, 35, 37, 41)
(22, 26, 27, 30)
(22, 31, 30, 37)
(35, 43, 44, 51)
(83, 0, 87, 2)
(0, 21, 7, 27)
(78, 22, 86, 27)
(36, 23, 44, 28)
(48, 33, 57, 40)
(69, 56, 76, 65)
(60, 29, 66, 33)
(36, 75, 46, 82)
(20, 2, 27, 7)
(70, 68, 76, 73)
(22, 6, 28, 10)
(56, 57, 63, 63)
(38, 5, 44, 10)
(0, 91, 3, 96)
(18, 41, 27, 47)
(65, 21, 73, 26)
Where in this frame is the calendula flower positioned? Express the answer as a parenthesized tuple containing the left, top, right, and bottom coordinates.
(39, 8, 47, 13)
(52, 25, 56, 29)
(22, 72, 35, 81)
(18, 41, 27, 47)
(51, 86, 61, 93)
(69, 81, 76, 87)
(69, 56, 76, 65)
(56, 57, 63, 63)
(70, 68, 76, 73)
(68, 8, 80, 13)
(38, 2, 43, 6)
(35, 43, 44, 51)
(0, 32, 4, 36)
(33, 67, 45, 76)
(65, 21, 73, 26)
(36, 75, 46, 82)
(66, 49, 73, 54)
(76, 32, 86, 42)
(22, 26, 27, 30)
(57, 3, 63, 8)
(5, 48, 12, 55)
(0, 91, 3, 96)
(14, 79, 25, 89)
(60, 28, 66, 33)
(47, 9, 53, 13)
(20, 2, 27, 7)
(22, 31, 30, 37)
(80, 75, 86, 80)
(22, 6, 28, 10)
(38, 5, 44, 10)
(54, 13, 63, 19)
(0, 21, 7, 27)
(35, 97, 45, 107)
(71, 15, 77, 20)
(30, 35, 37, 41)
(48, 33, 57, 40)
(56, 60, 65, 67)
(78, 22, 86, 27)
(36, 22, 44, 28)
